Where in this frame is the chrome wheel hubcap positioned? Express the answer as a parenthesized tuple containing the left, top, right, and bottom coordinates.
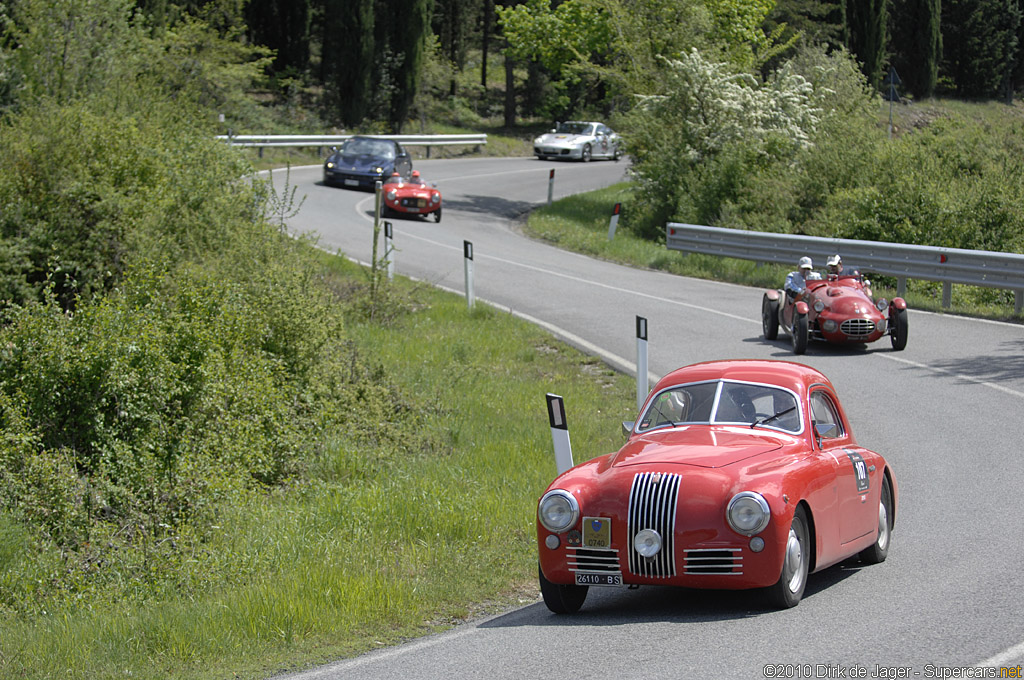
(783, 528, 806, 593)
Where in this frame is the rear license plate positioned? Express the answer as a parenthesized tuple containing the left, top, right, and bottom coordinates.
(575, 572, 622, 587)
(344, 179, 358, 186)
(582, 517, 611, 548)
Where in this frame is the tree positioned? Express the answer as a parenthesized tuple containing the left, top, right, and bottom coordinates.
(889, 0, 940, 98)
(245, 0, 311, 77)
(942, 0, 1021, 99)
(3, 0, 143, 106)
(846, 0, 888, 88)
(765, 0, 846, 51)
(433, 0, 481, 95)
(375, 0, 432, 132)
(320, 0, 374, 127)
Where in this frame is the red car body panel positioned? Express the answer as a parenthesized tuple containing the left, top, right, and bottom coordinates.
(537, 360, 897, 597)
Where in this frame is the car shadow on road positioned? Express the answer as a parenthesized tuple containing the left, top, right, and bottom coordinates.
(927, 337, 1024, 384)
(479, 560, 864, 627)
(439, 194, 535, 220)
(745, 335, 880, 359)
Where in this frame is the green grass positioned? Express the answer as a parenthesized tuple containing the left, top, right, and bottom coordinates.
(0, 254, 638, 679)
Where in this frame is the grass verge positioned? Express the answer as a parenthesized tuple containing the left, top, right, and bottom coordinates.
(0, 253, 637, 679)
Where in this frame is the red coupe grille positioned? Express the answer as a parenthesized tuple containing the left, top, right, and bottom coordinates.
(627, 472, 681, 578)
(840, 318, 876, 337)
(684, 548, 743, 574)
(567, 547, 620, 573)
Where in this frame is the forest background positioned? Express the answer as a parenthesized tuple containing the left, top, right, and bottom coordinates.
(2, 0, 1024, 678)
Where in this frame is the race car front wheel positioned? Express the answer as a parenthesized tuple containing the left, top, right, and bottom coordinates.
(791, 312, 808, 355)
(762, 295, 779, 340)
(889, 307, 908, 351)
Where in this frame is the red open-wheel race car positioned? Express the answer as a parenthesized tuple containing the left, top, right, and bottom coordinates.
(762, 267, 908, 354)
(380, 170, 442, 222)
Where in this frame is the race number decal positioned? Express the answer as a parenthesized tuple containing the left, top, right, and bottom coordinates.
(846, 450, 870, 492)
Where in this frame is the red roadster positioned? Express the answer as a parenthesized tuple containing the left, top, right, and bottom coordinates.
(761, 272, 908, 354)
(537, 360, 896, 612)
(380, 171, 442, 222)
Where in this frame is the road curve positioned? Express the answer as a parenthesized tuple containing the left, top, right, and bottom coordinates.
(277, 157, 1024, 680)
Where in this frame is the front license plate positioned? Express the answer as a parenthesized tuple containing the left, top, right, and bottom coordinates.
(582, 517, 611, 548)
(575, 572, 623, 587)
(344, 179, 358, 186)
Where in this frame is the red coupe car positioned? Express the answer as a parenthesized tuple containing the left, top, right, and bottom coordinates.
(537, 360, 896, 612)
(761, 271, 908, 354)
(380, 171, 442, 222)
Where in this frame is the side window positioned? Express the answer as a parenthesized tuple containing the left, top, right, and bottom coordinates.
(809, 391, 844, 440)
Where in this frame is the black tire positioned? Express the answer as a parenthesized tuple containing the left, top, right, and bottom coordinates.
(380, 205, 393, 219)
(762, 295, 780, 340)
(433, 206, 442, 223)
(538, 563, 588, 614)
(858, 475, 893, 565)
(890, 306, 908, 351)
(792, 311, 808, 355)
(581, 144, 592, 162)
(766, 506, 810, 608)
(613, 145, 623, 161)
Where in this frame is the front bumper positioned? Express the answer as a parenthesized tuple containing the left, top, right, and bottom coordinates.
(323, 169, 382, 189)
(534, 144, 584, 159)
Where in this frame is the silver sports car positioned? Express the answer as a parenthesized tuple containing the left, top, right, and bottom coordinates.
(533, 121, 622, 162)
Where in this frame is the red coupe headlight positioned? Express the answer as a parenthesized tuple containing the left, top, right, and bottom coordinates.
(386, 190, 397, 201)
(727, 492, 771, 536)
(538, 489, 579, 533)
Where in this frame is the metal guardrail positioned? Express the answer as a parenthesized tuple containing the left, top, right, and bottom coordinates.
(666, 222, 1024, 313)
(217, 133, 487, 158)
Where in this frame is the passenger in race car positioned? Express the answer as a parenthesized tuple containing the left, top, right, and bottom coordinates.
(785, 257, 816, 300)
(827, 254, 873, 297)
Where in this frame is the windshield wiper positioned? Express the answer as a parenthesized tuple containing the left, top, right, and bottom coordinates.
(751, 406, 796, 429)
(653, 405, 680, 428)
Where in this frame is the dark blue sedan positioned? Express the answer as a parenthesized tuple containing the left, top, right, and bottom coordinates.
(323, 136, 413, 189)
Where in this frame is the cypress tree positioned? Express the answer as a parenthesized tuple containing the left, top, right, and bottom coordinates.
(320, 0, 375, 127)
(942, 0, 1021, 99)
(889, 0, 940, 98)
(846, 0, 889, 89)
(375, 0, 432, 132)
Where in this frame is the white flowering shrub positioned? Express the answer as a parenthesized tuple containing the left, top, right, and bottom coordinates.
(624, 48, 825, 234)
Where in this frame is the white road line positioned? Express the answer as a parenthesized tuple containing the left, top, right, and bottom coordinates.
(975, 638, 1024, 668)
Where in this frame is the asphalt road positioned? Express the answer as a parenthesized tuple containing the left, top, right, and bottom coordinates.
(277, 157, 1024, 680)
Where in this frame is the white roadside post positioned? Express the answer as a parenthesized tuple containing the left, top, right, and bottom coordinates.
(464, 240, 475, 310)
(547, 169, 555, 205)
(607, 202, 622, 240)
(546, 393, 574, 475)
(384, 221, 394, 281)
(636, 316, 649, 412)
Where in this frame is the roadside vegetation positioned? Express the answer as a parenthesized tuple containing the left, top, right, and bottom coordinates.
(4, 0, 1024, 678)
